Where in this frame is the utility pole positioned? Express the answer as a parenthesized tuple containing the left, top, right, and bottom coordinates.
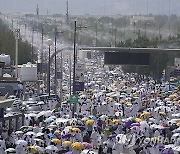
(147, 1, 149, 16)
(36, 4, 39, 16)
(54, 28, 64, 95)
(32, 28, 34, 64)
(66, 0, 69, 25)
(114, 27, 117, 47)
(72, 21, 86, 117)
(54, 28, 57, 95)
(15, 29, 20, 78)
(95, 22, 98, 46)
(41, 28, 44, 73)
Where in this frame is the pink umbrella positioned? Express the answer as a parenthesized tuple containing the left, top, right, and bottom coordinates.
(131, 126, 140, 131)
(82, 142, 93, 149)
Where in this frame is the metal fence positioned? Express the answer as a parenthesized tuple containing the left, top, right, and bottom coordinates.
(0, 113, 24, 131)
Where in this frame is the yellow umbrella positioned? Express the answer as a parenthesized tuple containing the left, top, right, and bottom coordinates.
(62, 141, 72, 146)
(169, 95, 175, 100)
(85, 120, 94, 126)
(108, 98, 114, 102)
(51, 139, 61, 144)
(72, 128, 81, 132)
(159, 112, 166, 116)
(177, 122, 180, 127)
(125, 102, 132, 105)
(140, 112, 151, 118)
(113, 119, 121, 124)
(71, 142, 83, 151)
(105, 119, 113, 124)
(26, 146, 37, 153)
(135, 118, 143, 123)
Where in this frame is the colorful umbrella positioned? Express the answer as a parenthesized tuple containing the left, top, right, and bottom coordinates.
(82, 142, 93, 149)
(89, 115, 97, 120)
(103, 129, 111, 136)
(51, 139, 61, 144)
(72, 127, 81, 132)
(26, 146, 37, 153)
(159, 112, 166, 116)
(105, 119, 113, 124)
(135, 118, 143, 123)
(113, 119, 121, 124)
(71, 142, 83, 151)
(44, 117, 54, 123)
(62, 141, 72, 146)
(85, 120, 94, 126)
(62, 133, 71, 139)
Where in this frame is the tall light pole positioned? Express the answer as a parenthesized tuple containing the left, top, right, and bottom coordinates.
(72, 21, 86, 117)
(54, 28, 57, 95)
(31, 27, 37, 64)
(54, 28, 64, 95)
(47, 39, 53, 96)
(15, 29, 20, 78)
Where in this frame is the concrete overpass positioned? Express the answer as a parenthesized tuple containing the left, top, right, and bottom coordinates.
(50, 47, 180, 64)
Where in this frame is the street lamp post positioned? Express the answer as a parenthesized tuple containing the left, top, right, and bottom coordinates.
(54, 28, 64, 95)
(31, 28, 38, 64)
(15, 29, 20, 78)
(47, 39, 53, 96)
(72, 21, 87, 117)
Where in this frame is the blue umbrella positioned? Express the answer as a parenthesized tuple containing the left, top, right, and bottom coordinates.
(48, 133, 57, 139)
(89, 115, 97, 120)
(44, 118, 54, 123)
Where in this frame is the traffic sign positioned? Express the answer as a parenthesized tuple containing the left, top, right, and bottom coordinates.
(57, 72, 62, 80)
(75, 81, 85, 91)
(75, 63, 85, 82)
(70, 94, 78, 104)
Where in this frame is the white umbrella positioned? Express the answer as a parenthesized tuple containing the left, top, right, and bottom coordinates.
(26, 131, 36, 136)
(15, 140, 27, 146)
(15, 131, 24, 135)
(116, 134, 127, 144)
(46, 145, 58, 151)
(37, 101, 45, 105)
(36, 132, 44, 137)
(35, 146, 45, 153)
(37, 110, 52, 118)
(172, 113, 180, 118)
(81, 150, 98, 154)
(168, 119, 179, 124)
(154, 106, 171, 112)
(150, 124, 164, 129)
(56, 118, 70, 124)
(140, 121, 149, 129)
(99, 115, 107, 121)
(172, 133, 180, 138)
(173, 128, 180, 133)
(174, 146, 180, 152)
(34, 138, 44, 143)
(27, 113, 37, 117)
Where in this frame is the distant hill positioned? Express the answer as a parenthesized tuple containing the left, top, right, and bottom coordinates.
(0, 19, 32, 64)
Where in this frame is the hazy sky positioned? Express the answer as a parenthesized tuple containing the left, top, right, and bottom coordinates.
(0, 0, 180, 15)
